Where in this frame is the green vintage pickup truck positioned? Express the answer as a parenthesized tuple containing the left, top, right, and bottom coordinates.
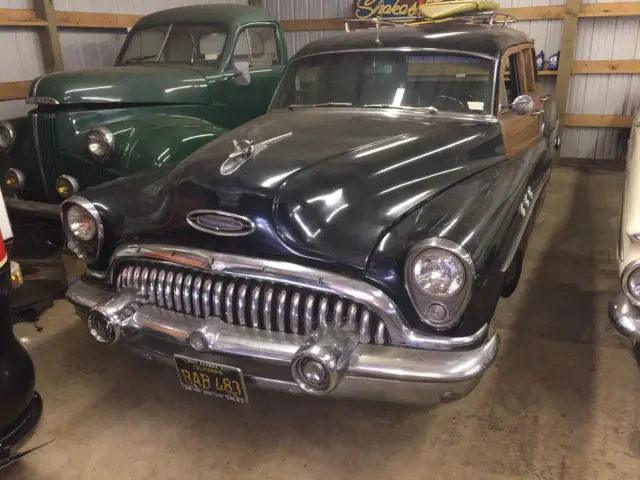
(0, 4, 287, 221)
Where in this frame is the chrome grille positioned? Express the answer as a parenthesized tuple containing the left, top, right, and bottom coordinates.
(114, 261, 389, 345)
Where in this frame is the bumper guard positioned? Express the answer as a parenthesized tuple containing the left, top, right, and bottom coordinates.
(67, 279, 500, 405)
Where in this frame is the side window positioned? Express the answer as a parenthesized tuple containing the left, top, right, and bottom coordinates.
(503, 52, 521, 106)
(232, 26, 280, 68)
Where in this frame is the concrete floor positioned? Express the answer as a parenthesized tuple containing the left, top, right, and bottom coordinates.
(2, 166, 638, 480)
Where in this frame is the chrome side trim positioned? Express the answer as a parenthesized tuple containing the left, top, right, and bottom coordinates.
(501, 171, 551, 273)
(108, 244, 490, 350)
(26, 96, 59, 105)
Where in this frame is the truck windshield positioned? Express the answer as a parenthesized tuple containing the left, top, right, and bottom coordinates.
(118, 24, 227, 65)
(271, 51, 494, 114)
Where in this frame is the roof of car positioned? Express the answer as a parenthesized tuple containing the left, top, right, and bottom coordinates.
(133, 5, 277, 31)
(294, 21, 532, 60)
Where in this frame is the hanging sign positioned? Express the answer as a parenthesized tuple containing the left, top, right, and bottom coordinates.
(352, 0, 428, 19)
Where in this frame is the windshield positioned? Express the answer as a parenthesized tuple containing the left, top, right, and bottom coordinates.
(118, 24, 227, 65)
(271, 51, 495, 114)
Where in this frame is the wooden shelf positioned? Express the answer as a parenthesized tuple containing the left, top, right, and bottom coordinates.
(0, 81, 30, 101)
(564, 114, 634, 128)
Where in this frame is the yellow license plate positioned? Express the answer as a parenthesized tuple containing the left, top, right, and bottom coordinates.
(174, 355, 248, 405)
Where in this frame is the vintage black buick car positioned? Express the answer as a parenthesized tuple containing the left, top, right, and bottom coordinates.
(63, 17, 558, 404)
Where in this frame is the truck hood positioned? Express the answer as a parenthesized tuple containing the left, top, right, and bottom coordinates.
(93, 109, 505, 270)
(29, 65, 209, 105)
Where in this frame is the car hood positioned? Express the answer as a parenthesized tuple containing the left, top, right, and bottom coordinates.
(100, 109, 505, 270)
(29, 65, 209, 105)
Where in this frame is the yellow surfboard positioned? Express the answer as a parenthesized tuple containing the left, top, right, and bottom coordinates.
(417, 1, 500, 20)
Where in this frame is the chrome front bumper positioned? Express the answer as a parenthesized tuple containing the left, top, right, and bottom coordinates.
(609, 294, 640, 341)
(67, 279, 500, 405)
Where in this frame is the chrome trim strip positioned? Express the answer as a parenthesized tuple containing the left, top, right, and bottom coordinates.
(250, 285, 260, 328)
(213, 280, 222, 317)
(375, 321, 386, 345)
(334, 300, 344, 327)
(318, 296, 328, 331)
(360, 310, 371, 344)
(237, 284, 247, 327)
(174, 272, 183, 313)
(140, 268, 149, 297)
(203, 279, 213, 317)
(277, 289, 287, 332)
(156, 270, 166, 308)
(304, 294, 315, 335)
(346, 303, 358, 332)
(26, 96, 59, 105)
(225, 283, 236, 324)
(264, 287, 274, 330)
(290, 292, 301, 334)
(192, 276, 202, 317)
(501, 171, 551, 273)
(148, 269, 158, 307)
(109, 244, 490, 350)
(31, 113, 51, 197)
(183, 274, 192, 315)
(164, 271, 174, 310)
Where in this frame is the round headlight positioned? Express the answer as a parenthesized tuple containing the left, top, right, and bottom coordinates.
(627, 268, 640, 302)
(4, 168, 25, 193)
(67, 204, 97, 241)
(87, 126, 114, 161)
(412, 248, 465, 297)
(56, 175, 80, 198)
(0, 121, 16, 153)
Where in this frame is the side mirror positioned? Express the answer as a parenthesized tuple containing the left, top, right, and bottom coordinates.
(231, 60, 251, 86)
(510, 94, 535, 115)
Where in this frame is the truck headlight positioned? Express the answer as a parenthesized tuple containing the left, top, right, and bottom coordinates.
(87, 126, 114, 162)
(0, 121, 16, 153)
(56, 175, 80, 198)
(61, 197, 103, 262)
(406, 239, 474, 330)
(4, 168, 25, 194)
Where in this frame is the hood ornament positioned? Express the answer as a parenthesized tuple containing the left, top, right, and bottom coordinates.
(186, 210, 255, 237)
(220, 132, 292, 176)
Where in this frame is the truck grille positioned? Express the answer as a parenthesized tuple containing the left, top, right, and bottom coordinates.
(32, 112, 59, 195)
(114, 261, 389, 345)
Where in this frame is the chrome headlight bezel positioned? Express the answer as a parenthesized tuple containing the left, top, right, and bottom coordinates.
(87, 126, 114, 163)
(61, 196, 103, 263)
(404, 238, 475, 330)
(3, 168, 25, 195)
(0, 120, 16, 153)
(56, 175, 80, 199)
(622, 260, 640, 307)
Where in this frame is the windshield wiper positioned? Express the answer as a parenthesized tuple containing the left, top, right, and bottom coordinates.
(363, 104, 439, 113)
(121, 54, 158, 65)
(288, 102, 353, 110)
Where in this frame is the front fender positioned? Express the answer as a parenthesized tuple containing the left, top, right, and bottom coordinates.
(102, 115, 227, 174)
(365, 159, 523, 336)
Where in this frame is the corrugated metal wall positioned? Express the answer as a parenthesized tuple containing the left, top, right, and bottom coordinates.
(0, 0, 246, 118)
(0, 0, 637, 160)
(262, 0, 639, 161)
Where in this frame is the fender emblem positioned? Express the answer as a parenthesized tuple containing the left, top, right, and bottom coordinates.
(186, 210, 256, 237)
(220, 132, 293, 176)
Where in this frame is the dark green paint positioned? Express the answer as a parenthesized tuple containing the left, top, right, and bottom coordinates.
(1, 5, 287, 205)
